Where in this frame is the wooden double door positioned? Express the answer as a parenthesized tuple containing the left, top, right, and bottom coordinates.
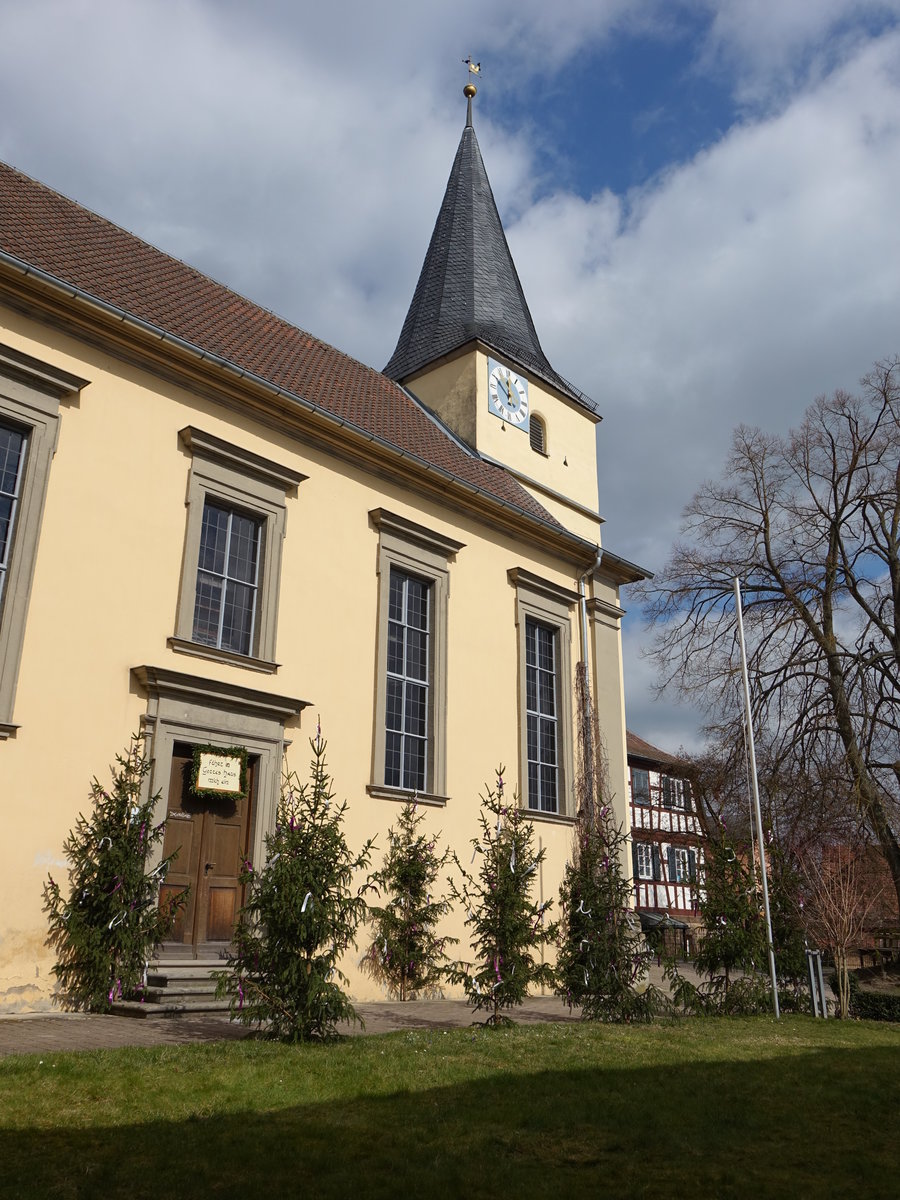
(159, 743, 255, 956)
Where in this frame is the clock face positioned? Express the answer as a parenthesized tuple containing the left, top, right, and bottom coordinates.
(488, 360, 529, 427)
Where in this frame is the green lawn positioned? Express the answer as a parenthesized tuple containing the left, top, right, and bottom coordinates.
(1, 1017, 898, 1198)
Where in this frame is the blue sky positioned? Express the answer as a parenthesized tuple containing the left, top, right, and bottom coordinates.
(490, 15, 737, 197)
(3, 0, 900, 755)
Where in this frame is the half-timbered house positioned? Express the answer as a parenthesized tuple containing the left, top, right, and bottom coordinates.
(628, 731, 705, 957)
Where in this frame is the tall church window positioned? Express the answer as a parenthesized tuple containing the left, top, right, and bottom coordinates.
(173, 427, 304, 671)
(0, 423, 26, 609)
(192, 502, 262, 656)
(526, 617, 559, 812)
(369, 509, 462, 801)
(0, 344, 84, 737)
(385, 569, 430, 790)
(509, 567, 577, 817)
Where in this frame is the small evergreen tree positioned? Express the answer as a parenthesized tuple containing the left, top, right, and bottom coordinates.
(556, 671, 658, 1021)
(691, 824, 769, 1010)
(360, 801, 456, 999)
(218, 728, 373, 1041)
(447, 769, 556, 1026)
(557, 810, 658, 1021)
(766, 838, 810, 1010)
(43, 735, 183, 1011)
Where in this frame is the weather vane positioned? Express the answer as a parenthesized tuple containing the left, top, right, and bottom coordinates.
(462, 56, 480, 122)
(462, 55, 481, 93)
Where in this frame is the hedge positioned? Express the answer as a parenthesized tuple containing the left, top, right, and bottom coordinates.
(835, 971, 900, 1022)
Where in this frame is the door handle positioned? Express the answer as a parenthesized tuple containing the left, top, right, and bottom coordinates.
(204, 862, 216, 873)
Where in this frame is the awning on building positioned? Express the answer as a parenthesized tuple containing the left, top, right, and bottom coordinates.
(637, 910, 689, 932)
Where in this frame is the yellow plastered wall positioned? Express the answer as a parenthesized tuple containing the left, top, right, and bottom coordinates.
(0, 306, 630, 1010)
(473, 350, 601, 515)
(406, 348, 602, 517)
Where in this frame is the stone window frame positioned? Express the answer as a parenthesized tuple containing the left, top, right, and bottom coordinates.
(0, 344, 87, 738)
(508, 567, 578, 820)
(367, 508, 463, 806)
(170, 427, 306, 673)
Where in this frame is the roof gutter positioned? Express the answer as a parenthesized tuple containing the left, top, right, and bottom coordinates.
(0, 249, 599, 562)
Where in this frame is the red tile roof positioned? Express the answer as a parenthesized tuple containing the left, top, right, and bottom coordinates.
(626, 730, 679, 767)
(0, 161, 564, 530)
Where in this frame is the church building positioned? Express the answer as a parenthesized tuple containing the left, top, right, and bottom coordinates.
(0, 86, 645, 1011)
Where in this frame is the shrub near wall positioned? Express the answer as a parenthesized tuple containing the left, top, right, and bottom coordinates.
(847, 973, 900, 1022)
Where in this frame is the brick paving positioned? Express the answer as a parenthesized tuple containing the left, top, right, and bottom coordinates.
(0, 962, 697, 1059)
(0, 996, 581, 1059)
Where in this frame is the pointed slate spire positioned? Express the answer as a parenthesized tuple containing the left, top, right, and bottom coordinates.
(384, 92, 596, 412)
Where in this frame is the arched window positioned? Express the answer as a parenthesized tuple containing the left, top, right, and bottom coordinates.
(529, 415, 546, 454)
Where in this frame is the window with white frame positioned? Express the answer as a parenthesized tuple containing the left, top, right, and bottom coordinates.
(635, 842, 654, 880)
(173, 428, 304, 670)
(669, 845, 696, 882)
(0, 344, 86, 737)
(370, 509, 463, 801)
(631, 767, 650, 805)
(661, 775, 691, 810)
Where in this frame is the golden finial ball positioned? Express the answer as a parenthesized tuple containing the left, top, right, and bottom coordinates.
(464, 83, 477, 98)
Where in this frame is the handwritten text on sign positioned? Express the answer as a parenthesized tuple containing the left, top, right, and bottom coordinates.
(196, 752, 243, 794)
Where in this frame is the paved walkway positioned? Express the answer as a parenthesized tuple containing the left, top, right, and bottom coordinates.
(0, 961, 697, 1059)
(0, 996, 580, 1058)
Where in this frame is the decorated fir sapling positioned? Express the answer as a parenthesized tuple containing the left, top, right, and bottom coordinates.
(361, 800, 456, 999)
(763, 835, 809, 1010)
(218, 725, 374, 1041)
(556, 677, 658, 1021)
(447, 768, 557, 1026)
(43, 735, 185, 1011)
(693, 822, 768, 995)
(556, 804, 659, 1022)
(658, 819, 772, 1014)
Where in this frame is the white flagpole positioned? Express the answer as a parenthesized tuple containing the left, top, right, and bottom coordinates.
(733, 577, 780, 1019)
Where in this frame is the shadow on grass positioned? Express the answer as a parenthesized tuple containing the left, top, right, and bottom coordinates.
(2, 1043, 898, 1199)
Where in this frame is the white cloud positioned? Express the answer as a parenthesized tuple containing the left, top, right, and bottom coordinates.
(698, 0, 900, 107)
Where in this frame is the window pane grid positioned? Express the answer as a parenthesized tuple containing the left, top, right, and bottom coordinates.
(636, 843, 653, 880)
(0, 424, 27, 607)
(632, 769, 650, 805)
(385, 568, 430, 791)
(526, 617, 559, 813)
(673, 848, 690, 882)
(192, 501, 261, 655)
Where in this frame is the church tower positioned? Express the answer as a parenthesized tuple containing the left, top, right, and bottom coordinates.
(384, 84, 603, 533)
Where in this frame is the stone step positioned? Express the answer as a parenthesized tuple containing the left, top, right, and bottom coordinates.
(146, 972, 225, 991)
(144, 985, 222, 1004)
(110, 996, 233, 1019)
(149, 959, 225, 973)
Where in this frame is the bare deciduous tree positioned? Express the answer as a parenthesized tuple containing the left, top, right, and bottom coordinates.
(640, 357, 900, 912)
(801, 838, 885, 1018)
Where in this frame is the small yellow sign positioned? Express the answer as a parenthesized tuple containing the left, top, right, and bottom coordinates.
(195, 752, 243, 794)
